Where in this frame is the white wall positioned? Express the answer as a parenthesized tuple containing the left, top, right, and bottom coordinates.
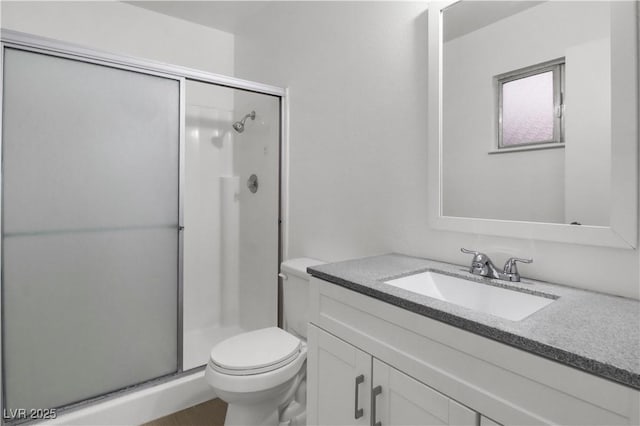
(234, 1, 639, 299)
(0, 1, 233, 74)
(443, 2, 611, 225)
(235, 1, 431, 260)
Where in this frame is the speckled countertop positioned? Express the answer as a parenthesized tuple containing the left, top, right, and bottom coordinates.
(308, 253, 640, 390)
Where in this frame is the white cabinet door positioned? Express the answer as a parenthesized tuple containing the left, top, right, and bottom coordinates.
(372, 359, 478, 426)
(307, 325, 371, 426)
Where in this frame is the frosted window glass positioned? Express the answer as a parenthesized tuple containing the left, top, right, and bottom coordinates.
(2, 49, 179, 411)
(502, 71, 554, 146)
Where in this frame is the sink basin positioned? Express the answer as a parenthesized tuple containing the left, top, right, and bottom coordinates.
(384, 271, 556, 321)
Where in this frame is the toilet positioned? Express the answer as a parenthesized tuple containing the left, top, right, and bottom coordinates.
(205, 258, 324, 426)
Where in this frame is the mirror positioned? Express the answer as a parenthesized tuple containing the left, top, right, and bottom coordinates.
(428, 1, 638, 247)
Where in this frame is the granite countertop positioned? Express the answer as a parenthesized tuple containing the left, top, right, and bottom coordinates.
(308, 253, 640, 390)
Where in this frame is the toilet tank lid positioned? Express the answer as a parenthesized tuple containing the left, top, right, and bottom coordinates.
(281, 257, 325, 277)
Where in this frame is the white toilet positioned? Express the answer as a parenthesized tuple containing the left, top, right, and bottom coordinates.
(205, 258, 324, 426)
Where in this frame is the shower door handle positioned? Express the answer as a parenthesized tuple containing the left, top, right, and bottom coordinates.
(354, 374, 365, 419)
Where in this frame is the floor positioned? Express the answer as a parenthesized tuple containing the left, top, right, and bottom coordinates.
(143, 398, 227, 426)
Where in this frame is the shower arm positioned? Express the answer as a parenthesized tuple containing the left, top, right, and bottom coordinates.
(238, 111, 255, 125)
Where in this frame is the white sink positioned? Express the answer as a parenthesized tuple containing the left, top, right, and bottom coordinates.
(384, 271, 556, 321)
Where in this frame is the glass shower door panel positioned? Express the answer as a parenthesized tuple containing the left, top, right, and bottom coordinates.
(2, 49, 179, 411)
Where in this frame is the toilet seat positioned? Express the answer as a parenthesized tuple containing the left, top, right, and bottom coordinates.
(211, 349, 301, 376)
(209, 327, 302, 375)
(206, 327, 307, 394)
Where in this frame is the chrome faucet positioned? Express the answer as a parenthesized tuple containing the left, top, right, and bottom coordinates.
(461, 248, 532, 282)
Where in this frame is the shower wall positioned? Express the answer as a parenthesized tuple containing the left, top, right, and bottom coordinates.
(233, 91, 281, 331)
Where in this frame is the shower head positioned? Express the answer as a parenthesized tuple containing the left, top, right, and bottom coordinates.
(232, 110, 256, 133)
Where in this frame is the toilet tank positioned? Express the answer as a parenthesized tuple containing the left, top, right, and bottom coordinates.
(280, 258, 325, 340)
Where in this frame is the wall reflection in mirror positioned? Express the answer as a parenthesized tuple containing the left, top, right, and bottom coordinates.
(442, 1, 624, 226)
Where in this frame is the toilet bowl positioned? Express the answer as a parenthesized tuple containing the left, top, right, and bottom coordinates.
(205, 258, 324, 426)
(205, 327, 307, 426)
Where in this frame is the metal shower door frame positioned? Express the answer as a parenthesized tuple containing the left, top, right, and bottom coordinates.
(0, 29, 288, 422)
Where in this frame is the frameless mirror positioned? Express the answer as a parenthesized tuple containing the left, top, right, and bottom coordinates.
(428, 1, 638, 247)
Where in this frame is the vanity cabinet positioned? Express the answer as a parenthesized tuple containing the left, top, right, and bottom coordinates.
(308, 277, 639, 426)
(307, 324, 478, 426)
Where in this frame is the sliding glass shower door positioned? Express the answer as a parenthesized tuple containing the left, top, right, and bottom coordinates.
(1, 48, 180, 412)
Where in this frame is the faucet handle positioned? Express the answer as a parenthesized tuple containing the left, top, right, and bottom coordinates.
(461, 248, 480, 256)
(461, 248, 489, 275)
(461, 248, 491, 261)
(462, 248, 502, 278)
(461, 248, 491, 263)
(503, 257, 533, 274)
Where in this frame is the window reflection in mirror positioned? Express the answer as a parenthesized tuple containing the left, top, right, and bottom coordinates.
(442, 1, 613, 226)
(497, 59, 564, 149)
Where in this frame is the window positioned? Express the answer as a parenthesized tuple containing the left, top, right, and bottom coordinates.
(496, 59, 564, 149)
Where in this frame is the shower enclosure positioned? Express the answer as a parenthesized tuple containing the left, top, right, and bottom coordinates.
(0, 31, 283, 422)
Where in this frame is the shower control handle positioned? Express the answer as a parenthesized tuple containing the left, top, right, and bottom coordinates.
(247, 174, 259, 193)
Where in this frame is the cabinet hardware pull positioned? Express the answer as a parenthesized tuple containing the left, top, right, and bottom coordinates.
(354, 374, 365, 419)
(371, 385, 382, 426)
